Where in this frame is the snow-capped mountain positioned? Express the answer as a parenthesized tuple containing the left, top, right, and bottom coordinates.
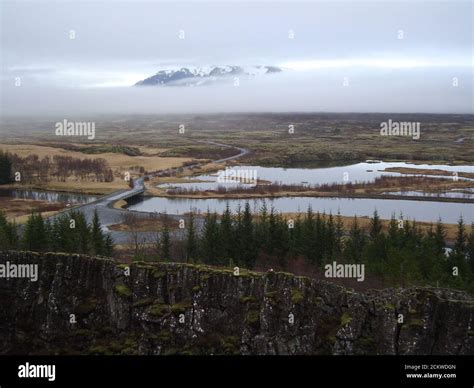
(135, 66, 282, 86)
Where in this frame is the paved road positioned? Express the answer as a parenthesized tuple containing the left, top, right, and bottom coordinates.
(199, 141, 250, 163)
(49, 141, 249, 244)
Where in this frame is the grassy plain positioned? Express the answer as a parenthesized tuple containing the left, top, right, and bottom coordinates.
(1, 113, 472, 197)
(0, 143, 195, 194)
(2, 113, 473, 164)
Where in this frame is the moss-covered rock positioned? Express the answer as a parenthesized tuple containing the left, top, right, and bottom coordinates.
(149, 303, 169, 318)
(170, 301, 192, 314)
(152, 269, 166, 279)
(133, 298, 154, 308)
(340, 312, 352, 326)
(291, 289, 304, 304)
(240, 296, 257, 304)
(1, 251, 472, 356)
(247, 310, 260, 325)
(114, 284, 132, 298)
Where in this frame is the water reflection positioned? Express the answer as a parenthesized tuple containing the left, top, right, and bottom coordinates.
(0, 189, 97, 204)
(127, 196, 474, 224)
(158, 161, 474, 191)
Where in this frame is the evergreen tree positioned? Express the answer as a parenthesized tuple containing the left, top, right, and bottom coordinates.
(344, 216, 366, 263)
(256, 201, 270, 254)
(241, 202, 256, 268)
(0, 150, 12, 184)
(75, 211, 90, 254)
(22, 212, 47, 252)
(104, 234, 114, 257)
(201, 211, 220, 265)
(51, 213, 72, 252)
(467, 223, 474, 275)
(289, 213, 303, 258)
(434, 219, 447, 258)
(0, 210, 18, 250)
(91, 209, 104, 255)
(324, 213, 335, 263)
(267, 206, 278, 256)
(334, 210, 344, 259)
(454, 216, 467, 256)
(302, 206, 316, 263)
(233, 204, 244, 265)
(388, 214, 400, 247)
(369, 210, 382, 240)
(313, 212, 325, 266)
(161, 213, 171, 260)
(219, 203, 233, 264)
(447, 217, 469, 287)
(272, 211, 290, 268)
(420, 229, 443, 284)
(185, 210, 198, 262)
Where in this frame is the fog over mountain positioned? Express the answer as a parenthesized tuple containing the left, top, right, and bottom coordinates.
(1, 0, 472, 115)
(136, 66, 283, 87)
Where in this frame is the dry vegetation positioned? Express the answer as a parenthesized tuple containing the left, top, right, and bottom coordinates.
(0, 143, 195, 194)
(2, 113, 472, 164)
(108, 214, 178, 232)
(1, 197, 64, 223)
(148, 175, 474, 202)
(384, 167, 474, 179)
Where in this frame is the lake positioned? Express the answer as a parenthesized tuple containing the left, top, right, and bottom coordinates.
(158, 161, 474, 191)
(127, 196, 474, 224)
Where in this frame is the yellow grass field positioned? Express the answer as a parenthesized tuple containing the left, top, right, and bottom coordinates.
(1, 143, 194, 194)
(108, 216, 178, 232)
(1, 143, 192, 171)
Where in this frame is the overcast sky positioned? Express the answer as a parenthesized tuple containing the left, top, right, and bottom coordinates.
(1, 0, 472, 115)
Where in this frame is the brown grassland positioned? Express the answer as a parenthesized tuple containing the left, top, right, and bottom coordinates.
(1, 197, 64, 223)
(0, 143, 195, 194)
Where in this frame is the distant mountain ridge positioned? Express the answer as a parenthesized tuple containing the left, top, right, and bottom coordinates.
(135, 65, 282, 86)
